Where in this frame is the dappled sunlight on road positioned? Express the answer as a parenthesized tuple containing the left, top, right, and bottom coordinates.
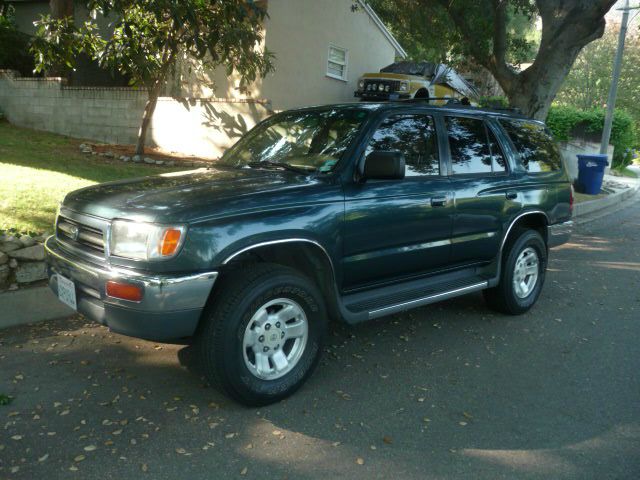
(591, 261, 640, 272)
(553, 235, 614, 253)
(463, 447, 577, 476)
(462, 423, 640, 477)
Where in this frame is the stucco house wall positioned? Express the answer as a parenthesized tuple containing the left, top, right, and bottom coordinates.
(260, 0, 403, 110)
(172, 0, 405, 110)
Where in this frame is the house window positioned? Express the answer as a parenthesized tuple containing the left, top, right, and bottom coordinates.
(327, 45, 348, 81)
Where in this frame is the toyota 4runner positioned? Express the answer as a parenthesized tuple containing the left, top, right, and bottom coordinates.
(46, 101, 573, 406)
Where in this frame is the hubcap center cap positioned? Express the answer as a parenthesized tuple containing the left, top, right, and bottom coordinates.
(260, 324, 284, 349)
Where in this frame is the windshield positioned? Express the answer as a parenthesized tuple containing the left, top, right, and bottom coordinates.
(218, 108, 371, 173)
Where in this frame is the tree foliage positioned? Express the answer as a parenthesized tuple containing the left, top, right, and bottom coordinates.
(555, 27, 640, 138)
(368, 0, 538, 66)
(367, 0, 616, 120)
(31, 0, 274, 154)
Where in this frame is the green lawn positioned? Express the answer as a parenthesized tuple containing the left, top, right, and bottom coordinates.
(612, 166, 638, 179)
(0, 122, 182, 234)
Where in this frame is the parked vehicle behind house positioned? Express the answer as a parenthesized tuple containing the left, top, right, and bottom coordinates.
(46, 101, 573, 406)
(355, 61, 478, 102)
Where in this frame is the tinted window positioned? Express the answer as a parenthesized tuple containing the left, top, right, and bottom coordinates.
(499, 119, 562, 172)
(446, 116, 492, 175)
(219, 108, 370, 173)
(366, 114, 439, 176)
(488, 127, 507, 173)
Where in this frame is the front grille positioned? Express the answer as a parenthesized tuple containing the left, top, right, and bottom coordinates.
(56, 216, 106, 256)
(363, 79, 401, 93)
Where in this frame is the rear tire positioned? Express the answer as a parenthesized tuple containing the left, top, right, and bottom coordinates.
(484, 229, 547, 315)
(196, 263, 327, 406)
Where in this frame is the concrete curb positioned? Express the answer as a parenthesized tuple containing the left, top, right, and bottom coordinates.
(0, 284, 74, 330)
(0, 178, 638, 331)
(574, 181, 640, 218)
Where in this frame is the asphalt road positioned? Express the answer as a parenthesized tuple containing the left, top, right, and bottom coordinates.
(1, 199, 639, 480)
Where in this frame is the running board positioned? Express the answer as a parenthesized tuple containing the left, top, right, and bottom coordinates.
(367, 281, 487, 319)
(338, 271, 490, 324)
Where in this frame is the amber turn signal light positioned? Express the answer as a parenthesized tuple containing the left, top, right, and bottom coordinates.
(160, 228, 182, 256)
(106, 280, 143, 302)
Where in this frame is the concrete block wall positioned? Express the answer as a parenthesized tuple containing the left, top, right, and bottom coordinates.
(0, 70, 272, 159)
(558, 138, 614, 180)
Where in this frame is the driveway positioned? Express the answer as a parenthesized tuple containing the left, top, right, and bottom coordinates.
(1, 197, 639, 479)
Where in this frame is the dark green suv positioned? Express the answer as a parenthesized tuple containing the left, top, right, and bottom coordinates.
(46, 102, 573, 405)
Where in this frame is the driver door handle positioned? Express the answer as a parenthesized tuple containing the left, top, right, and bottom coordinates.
(430, 196, 448, 207)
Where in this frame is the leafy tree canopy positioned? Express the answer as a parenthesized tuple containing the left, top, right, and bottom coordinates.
(556, 27, 640, 125)
(369, 0, 539, 66)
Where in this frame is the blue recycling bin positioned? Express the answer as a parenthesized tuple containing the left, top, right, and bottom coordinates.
(576, 154, 609, 195)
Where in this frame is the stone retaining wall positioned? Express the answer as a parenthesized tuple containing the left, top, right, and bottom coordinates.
(0, 234, 48, 292)
(0, 70, 273, 159)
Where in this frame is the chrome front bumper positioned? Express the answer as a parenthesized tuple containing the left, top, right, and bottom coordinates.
(45, 236, 218, 341)
(548, 220, 573, 248)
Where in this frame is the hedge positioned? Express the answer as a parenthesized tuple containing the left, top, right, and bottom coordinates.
(546, 106, 637, 168)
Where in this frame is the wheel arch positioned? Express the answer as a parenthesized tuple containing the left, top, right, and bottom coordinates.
(219, 239, 341, 321)
(489, 210, 549, 287)
(414, 88, 429, 99)
(500, 210, 549, 254)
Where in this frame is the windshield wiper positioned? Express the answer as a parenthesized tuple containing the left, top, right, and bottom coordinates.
(246, 161, 312, 174)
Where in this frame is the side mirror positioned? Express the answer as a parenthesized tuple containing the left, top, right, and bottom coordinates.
(362, 151, 405, 180)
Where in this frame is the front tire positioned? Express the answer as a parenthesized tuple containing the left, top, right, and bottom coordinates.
(483, 229, 547, 315)
(196, 263, 327, 406)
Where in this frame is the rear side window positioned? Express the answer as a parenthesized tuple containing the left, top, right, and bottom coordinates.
(487, 128, 507, 173)
(445, 116, 492, 175)
(499, 119, 562, 172)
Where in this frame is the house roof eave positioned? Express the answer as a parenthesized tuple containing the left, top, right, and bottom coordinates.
(357, 0, 408, 59)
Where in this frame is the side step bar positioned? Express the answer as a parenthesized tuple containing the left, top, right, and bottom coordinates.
(367, 281, 487, 319)
(338, 270, 490, 324)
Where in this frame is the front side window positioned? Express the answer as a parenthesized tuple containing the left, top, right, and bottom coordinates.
(366, 114, 440, 177)
(499, 119, 562, 173)
(218, 108, 370, 173)
(327, 45, 348, 81)
(446, 116, 492, 175)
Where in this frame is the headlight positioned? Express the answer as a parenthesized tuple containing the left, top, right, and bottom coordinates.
(378, 84, 385, 92)
(358, 79, 365, 89)
(399, 82, 409, 92)
(109, 220, 186, 261)
(385, 85, 390, 92)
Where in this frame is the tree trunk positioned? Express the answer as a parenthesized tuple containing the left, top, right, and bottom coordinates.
(135, 87, 161, 156)
(49, 0, 73, 19)
(48, 0, 74, 78)
(135, 52, 175, 155)
(442, 0, 616, 120)
(501, 51, 581, 120)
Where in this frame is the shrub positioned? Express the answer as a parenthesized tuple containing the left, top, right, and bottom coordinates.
(546, 105, 637, 168)
(479, 96, 509, 109)
(0, 10, 35, 76)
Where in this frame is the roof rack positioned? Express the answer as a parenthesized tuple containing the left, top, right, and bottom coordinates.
(400, 97, 464, 104)
(398, 97, 524, 115)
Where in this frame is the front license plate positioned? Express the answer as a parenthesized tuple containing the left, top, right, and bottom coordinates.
(57, 274, 77, 311)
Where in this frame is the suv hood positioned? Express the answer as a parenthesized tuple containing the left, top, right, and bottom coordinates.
(63, 167, 323, 223)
